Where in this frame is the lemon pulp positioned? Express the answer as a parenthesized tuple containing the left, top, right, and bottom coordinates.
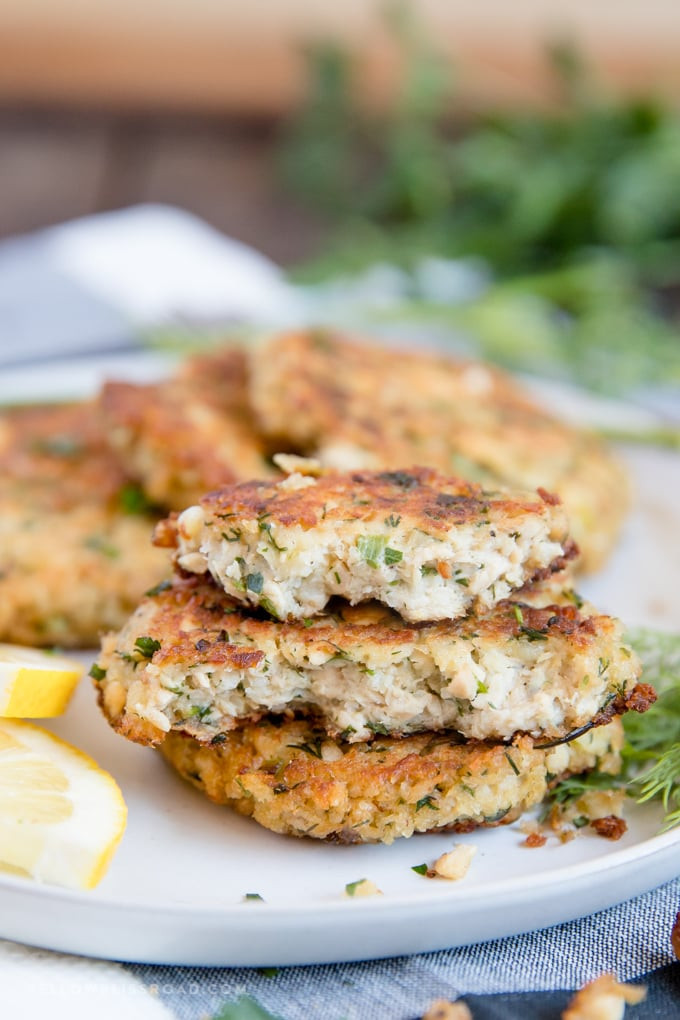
(0, 719, 127, 889)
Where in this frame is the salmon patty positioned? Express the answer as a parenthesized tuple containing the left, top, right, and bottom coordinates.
(167, 466, 575, 623)
(95, 575, 645, 747)
(0, 402, 169, 646)
(160, 715, 625, 844)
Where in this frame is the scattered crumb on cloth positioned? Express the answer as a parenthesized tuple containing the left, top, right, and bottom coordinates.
(422, 999, 473, 1020)
(562, 974, 646, 1020)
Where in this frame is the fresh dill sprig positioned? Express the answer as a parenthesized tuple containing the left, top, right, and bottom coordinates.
(622, 628, 680, 829)
(544, 771, 624, 810)
(546, 628, 680, 829)
(623, 628, 680, 761)
(634, 745, 680, 831)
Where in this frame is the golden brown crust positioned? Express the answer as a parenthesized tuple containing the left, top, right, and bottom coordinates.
(108, 574, 619, 670)
(166, 466, 567, 538)
(100, 346, 275, 511)
(159, 715, 625, 844)
(0, 402, 170, 646)
(0, 401, 133, 511)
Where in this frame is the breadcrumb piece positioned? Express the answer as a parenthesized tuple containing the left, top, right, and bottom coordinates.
(272, 453, 323, 476)
(590, 816, 627, 841)
(577, 789, 626, 820)
(422, 1000, 473, 1020)
(562, 974, 646, 1020)
(277, 472, 317, 492)
(433, 844, 477, 881)
(523, 831, 547, 848)
(519, 818, 548, 847)
(344, 878, 382, 898)
(549, 788, 626, 834)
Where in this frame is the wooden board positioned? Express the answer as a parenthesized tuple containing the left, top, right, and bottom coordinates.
(1, 1, 679, 113)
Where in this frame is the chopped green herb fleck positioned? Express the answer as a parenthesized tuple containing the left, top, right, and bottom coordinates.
(415, 794, 438, 811)
(222, 528, 243, 542)
(356, 534, 387, 568)
(145, 579, 172, 597)
(411, 863, 428, 875)
(258, 520, 286, 552)
(257, 967, 280, 979)
(520, 626, 549, 642)
(563, 589, 584, 608)
(246, 572, 264, 594)
(259, 596, 280, 618)
(134, 635, 161, 658)
(504, 752, 520, 775)
(513, 605, 524, 625)
(244, 893, 264, 901)
(88, 663, 106, 681)
(356, 535, 403, 569)
(385, 514, 401, 527)
(189, 705, 212, 720)
(118, 482, 153, 515)
(366, 722, 390, 736)
(117, 651, 138, 667)
(344, 879, 367, 896)
(288, 737, 324, 759)
(484, 806, 512, 824)
(420, 565, 438, 577)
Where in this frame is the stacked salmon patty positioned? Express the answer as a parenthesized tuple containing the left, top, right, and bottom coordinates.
(95, 466, 653, 844)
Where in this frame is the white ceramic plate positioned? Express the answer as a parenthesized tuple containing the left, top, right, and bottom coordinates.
(0, 359, 678, 966)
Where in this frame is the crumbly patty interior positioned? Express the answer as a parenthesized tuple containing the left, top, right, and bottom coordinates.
(0, 402, 169, 646)
(100, 346, 275, 511)
(95, 575, 643, 747)
(170, 467, 573, 623)
(160, 716, 624, 844)
(249, 331, 628, 572)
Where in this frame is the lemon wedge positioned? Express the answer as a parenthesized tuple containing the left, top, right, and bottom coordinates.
(0, 719, 127, 889)
(0, 644, 83, 718)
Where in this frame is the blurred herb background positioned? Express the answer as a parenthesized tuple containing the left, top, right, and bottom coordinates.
(278, 5, 680, 397)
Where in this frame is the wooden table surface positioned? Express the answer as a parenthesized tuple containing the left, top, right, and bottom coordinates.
(0, 109, 325, 263)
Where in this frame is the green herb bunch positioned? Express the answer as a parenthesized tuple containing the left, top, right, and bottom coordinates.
(623, 628, 680, 829)
(279, 10, 680, 394)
